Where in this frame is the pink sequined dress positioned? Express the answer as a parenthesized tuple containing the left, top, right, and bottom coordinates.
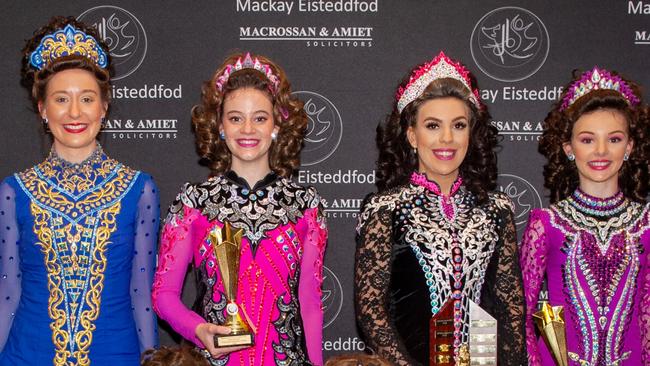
(152, 171, 327, 365)
(520, 189, 650, 365)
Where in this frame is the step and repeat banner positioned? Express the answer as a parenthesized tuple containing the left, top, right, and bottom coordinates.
(1, 0, 648, 359)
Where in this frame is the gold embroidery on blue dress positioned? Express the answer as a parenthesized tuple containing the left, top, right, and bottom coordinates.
(15, 147, 138, 366)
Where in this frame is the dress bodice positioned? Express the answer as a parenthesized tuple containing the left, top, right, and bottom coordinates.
(152, 171, 327, 366)
(0, 146, 159, 365)
(520, 189, 650, 365)
(355, 174, 526, 366)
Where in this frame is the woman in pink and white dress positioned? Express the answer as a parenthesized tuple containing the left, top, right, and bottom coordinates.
(152, 52, 327, 366)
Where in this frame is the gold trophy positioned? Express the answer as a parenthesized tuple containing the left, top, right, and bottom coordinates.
(208, 222, 254, 348)
(533, 302, 568, 366)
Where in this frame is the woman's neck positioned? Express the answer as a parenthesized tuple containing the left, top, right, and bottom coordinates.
(52, 141, 98, 164)
(230, 161, 272, 188)
(578, 179, 619, 199)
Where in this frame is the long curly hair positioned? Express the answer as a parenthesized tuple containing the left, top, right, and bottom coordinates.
(21, 16, 112, 111)
(192, 52, 307, 178)
(376, 73, 498, 204)
(539, 69, 650, 203)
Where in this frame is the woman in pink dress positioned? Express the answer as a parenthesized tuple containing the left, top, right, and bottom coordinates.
(152, 52, 327, 365)
(520, 67, 650, 365)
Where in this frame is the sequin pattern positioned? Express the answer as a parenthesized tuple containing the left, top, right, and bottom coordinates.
(14, 148, 138, 365)
(161, 173, 325, 365)
(547, 197, 647, 365)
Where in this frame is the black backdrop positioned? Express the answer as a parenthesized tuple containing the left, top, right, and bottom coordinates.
(1, 0, 648, 359)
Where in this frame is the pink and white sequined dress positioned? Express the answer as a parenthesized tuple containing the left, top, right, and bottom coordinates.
(152, 172, 327, 365)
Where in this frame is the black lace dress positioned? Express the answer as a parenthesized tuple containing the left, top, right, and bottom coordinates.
(355, 175, 526, 365)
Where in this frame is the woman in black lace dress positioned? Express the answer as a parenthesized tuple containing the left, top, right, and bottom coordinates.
(355, 52, 526, 365)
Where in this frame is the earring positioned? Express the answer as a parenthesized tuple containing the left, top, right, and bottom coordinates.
(42, 117, 48, 125)
(219, 131, 226, 140)
(624, 153, 629, 161)
(567, 154, 575, 161)
(413, 147, 418, 154)
(271, 131, 278, 140)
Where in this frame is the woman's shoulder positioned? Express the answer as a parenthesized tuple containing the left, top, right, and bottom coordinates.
(0, 175, 19, 196)
(360, 185, 409, 217)
(485, 190, 514, 212)
(280, 177, 323, 210)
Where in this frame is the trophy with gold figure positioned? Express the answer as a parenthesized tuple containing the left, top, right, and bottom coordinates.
(208, 222, 254, 348)
(533, 302, 568, 366)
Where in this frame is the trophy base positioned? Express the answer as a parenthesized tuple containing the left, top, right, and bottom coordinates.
(214, 333, 254, 348)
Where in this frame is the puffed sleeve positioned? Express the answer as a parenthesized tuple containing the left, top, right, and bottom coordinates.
(130, 175, 160, 352)
(354, 194, 413, 365)
(519, 209, 549, 366)
(152, 185, 206, 347)
(479, 196, 527, 366)
(296, 202, 327, 366)
(0, 181, 20, 351)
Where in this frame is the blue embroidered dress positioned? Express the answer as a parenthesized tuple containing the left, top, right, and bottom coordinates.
(0, 147, 159, 365)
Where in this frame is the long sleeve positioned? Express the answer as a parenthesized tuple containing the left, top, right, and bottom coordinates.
(297, 207, 327, 366)
(355, 202, 413, 365)
(518, 209, 549, 366)
(0, 181, 20, 351)
(483, 208, 527, 366)
(640, 230, 650, 364)
(152, 205, 206, 347)
(130, 176, 160, 352)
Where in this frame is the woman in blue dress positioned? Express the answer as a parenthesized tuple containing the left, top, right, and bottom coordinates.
(0, 16, 159, 365)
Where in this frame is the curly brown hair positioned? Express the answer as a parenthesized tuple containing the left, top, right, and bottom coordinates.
(376, 74, 498, 204)
(21, 16, 112, 112)
(539, 69, 650, 203)
(192, 52, 307, 178)
(140, 346, 208, 366)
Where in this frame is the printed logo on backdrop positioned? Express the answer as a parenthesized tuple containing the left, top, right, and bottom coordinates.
(321, 266, 344, 328)
(236, 0, 376, 48)
(78, 5, 147, 80)
(321, 197, 365, 219)
(293, 91, 343, 166)
(491, 119, 545, 143)
(497, 174, 542, 232)
(470, 6, 549, 82)
(79, 6, 181, 140)
(629, 1, 650, 44)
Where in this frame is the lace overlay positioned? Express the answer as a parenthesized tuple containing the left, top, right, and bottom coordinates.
(355, 187, 411, 365)
(355, 183, 526, 365)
